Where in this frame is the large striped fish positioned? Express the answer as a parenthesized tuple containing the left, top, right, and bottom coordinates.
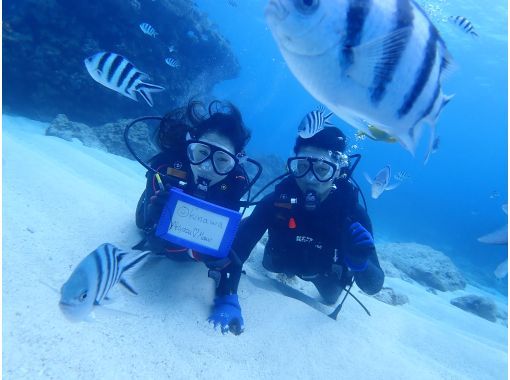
(84, 52, 165, 107)
(59, 243, 150, 321)
(265, 0, 454, 162)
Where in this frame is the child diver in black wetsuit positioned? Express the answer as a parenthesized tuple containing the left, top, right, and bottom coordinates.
(228, 126, 384, 325)
(135, 100, 255, 335)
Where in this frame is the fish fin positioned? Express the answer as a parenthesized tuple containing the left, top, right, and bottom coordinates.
(137, 88, 154, 107)
(439, 50, 457, 82)
(363, 172, 373, 185)
(325, 120, 335, 127)
(138, 82, 165, 92)
(423, 124, 436, 165)
(136, 82, 165, 107)
(121, 250, 151, 272)
(341, 112, 376, 138)
(324, 112, 333, 120)
(119, 278, 139, 295)
(317, 105, 326, 113)
(424, 94, 453, 164)
(396, 128, 418, 156)
(385, 182, 401, 191)
(345, 27, 413, 88)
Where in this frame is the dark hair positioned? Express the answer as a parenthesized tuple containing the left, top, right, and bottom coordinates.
(186, 100, 251, 154)
(293, 127, 347, 155)
(156, 106, 190, 152)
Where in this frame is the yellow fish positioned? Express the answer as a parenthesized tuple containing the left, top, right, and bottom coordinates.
(355, 125, 398, 144)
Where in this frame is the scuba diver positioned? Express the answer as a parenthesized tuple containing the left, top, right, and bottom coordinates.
(228, 126, 384, 324)
(133, 99, 257, 335)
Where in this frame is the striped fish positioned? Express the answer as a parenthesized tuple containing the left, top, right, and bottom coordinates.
(139, 22, 158, 37)
(165, 57, 180, 68)
(59, 243, 150, 321)
(449, 16, 478, 37)
(84, 52, 165, 107)
(265, 0, 454, 162)
(298, 106, 334, 138)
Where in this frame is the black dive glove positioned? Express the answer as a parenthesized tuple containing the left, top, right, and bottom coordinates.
(147, 189, 170, 224)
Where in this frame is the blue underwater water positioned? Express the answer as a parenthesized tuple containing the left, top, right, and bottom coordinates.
(195, 0, 508, 294)
(4, 0, 508, 294)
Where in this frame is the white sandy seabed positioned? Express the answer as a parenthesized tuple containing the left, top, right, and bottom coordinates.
(2, 114, 508, 379)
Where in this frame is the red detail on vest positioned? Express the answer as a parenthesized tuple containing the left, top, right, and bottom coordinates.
(288, 217, 297, 229)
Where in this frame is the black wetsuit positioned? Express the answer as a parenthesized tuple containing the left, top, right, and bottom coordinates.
(231, 177, 384, 304)
(135, 149, 249, 295)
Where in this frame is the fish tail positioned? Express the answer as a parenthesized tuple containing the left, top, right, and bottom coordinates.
(121, 250, 151, 272)
(119, 278, 139, 295)
(397, 133, 417, 157)
(136, 82, 165, 107)
(423, 124, 436, 165)
(423, 93, 453, 163)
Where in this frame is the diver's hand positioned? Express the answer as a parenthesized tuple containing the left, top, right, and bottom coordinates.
(345, 222, 374, 271)
(147, 189, 170, 223)
(208, 294, 244, 335)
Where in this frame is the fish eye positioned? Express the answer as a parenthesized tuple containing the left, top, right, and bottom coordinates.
(79, 292, 88, 302)
(294, 0, 319, 14)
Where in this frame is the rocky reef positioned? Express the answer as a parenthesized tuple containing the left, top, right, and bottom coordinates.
(378, 242, 466, 292)
(4, 0, 239, 125)
(450, 295, 500, 323)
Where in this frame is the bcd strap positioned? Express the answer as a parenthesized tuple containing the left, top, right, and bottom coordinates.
(208, 269, 221, 288)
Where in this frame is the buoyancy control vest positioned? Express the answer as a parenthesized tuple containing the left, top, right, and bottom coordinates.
(263, 176, 361, 277)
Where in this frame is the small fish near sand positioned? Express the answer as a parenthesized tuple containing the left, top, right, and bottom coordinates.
(448, 16, 479, 37)
(84, 51, 165, 107)
(477, 204, 508, 245)
(477, 204, 508, 278)
(139, 22, 158, 38)
(265, 0, 455, 162)
(59, 243, 150, 322)
(364, 165, 401, 199)
(298, 106, 334, 138)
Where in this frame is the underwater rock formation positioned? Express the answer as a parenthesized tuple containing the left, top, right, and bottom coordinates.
(372, 287, 409, 306)
(450, 295, 498, 322)
(46, 114, 106, 150)
(378, 242, 466, 292)
(4, 0, 239, 125)
(47, 114, 157, 161)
